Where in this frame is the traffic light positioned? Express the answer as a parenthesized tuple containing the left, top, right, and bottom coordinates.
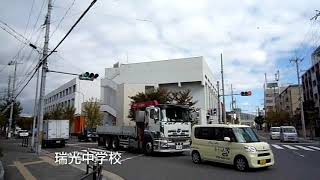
(240, 91, 252, 96)
(79, 72, 99, 81)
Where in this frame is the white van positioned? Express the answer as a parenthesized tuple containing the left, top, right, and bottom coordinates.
(280, 126, 298, 142)
(191, 124, 274, 171)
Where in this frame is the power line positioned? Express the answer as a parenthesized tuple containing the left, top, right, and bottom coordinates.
(50, 0, 76, 38)
(24, 0, 36, 35)
(1, 0, 98, 115)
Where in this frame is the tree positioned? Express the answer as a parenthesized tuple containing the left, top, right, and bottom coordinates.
(254, 115, 264, 130)
(83, 98, 103, 130)
(0, 99, 23, 131)
(49, 105, 64, 119)
(63, 105, 76, 131)
(169, 89, 198, 106)
(128, 88, 198, 120)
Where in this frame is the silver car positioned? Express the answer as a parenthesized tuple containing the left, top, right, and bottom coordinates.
(270, 127, 280, 140)
(280, 126, 298, 142)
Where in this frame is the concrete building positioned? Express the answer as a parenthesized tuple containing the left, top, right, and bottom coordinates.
(275, 85, 300, 118)
(44, 78, 100, 135)
(301, 46, 320, 137)
(100, 56, 220, 126)
(264, 83, 279, 112)
(44, 78, 100, 115)
(264, 82, 287, 113)
(311, 46, 320, 65)
(240, 112, 256, 127)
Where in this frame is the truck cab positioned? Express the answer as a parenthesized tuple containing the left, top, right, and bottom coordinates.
(97, 101, 196, 155)
(142, 104, 193, 153)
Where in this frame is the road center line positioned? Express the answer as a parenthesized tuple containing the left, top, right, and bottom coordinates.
(120, 154, 144, 163)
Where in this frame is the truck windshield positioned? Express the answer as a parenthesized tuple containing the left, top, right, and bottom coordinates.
(233, 127, 260, 143)
(164, 107, 190, 122)
(271, 128, 280, 132)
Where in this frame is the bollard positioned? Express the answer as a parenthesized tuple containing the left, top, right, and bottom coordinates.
(93, 163, 97, 180)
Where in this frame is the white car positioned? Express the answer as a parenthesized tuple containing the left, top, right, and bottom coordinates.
(270, 127, 280, 140)
(280, 126, 298, 142)
(18, 130, 29, 138)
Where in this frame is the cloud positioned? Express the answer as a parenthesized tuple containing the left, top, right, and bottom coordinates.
(1, 0, 320, 115)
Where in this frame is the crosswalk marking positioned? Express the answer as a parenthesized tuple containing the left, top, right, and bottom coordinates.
(282, 145, 298, 150)
(295, 145, 315, 151)
(271, 144, 284, 149)
(307, 146, 320, 151)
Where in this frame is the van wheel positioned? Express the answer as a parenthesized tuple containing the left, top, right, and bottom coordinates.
(234, 156, 248, 171)
(192, 151, 201, 164)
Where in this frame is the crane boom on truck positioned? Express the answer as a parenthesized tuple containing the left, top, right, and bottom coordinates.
(97, 101, 196, 155)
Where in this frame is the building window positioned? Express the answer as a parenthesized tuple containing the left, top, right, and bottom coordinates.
(286, 98, 289, 102)
(73, 85, 76, 92)
(313, 80, 317, 87)
(66, 89, 69, 95)
(315, 93, 318, 99)
(60, 92, 62, 98)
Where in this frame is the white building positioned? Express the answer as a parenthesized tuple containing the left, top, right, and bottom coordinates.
(100, 56, 219, 126)
(44, 78, 100, 115)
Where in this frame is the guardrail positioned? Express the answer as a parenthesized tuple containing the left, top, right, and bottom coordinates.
(80, 162, 103, 180)
(21, 136, 29, 147)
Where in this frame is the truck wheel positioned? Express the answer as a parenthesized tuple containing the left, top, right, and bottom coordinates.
(144, 141, 153, 155)
(112, 137, 120, 150)
(105, 137, 112, 150)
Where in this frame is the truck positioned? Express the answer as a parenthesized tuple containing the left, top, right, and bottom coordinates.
(97, 101, 197, 155)
(43, 120, 69, 147)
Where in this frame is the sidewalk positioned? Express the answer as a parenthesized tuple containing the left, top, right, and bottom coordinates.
(0, 137, 90, 180)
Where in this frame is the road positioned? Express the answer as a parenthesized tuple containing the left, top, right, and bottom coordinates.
(42, 134, 320, 180)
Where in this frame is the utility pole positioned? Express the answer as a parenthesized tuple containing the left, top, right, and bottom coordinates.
(37, 0, 52, 154)
(221, 53, 226, 124)
(7, 61, 18, 138)
(264, 73, 267, 118)
(290, 57, 306, 139)
(31, 70, 40, 151)
(7, 76, 11, 100)
(217, 81, 221, 123)
(230, 84, 234, 124)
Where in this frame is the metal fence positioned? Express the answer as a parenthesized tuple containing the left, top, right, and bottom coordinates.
(80, 162, 103, 180)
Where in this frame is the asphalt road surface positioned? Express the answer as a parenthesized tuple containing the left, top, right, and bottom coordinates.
(45, 136, 320, 180)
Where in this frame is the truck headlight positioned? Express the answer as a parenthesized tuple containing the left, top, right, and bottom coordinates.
(244, 146, 257, 153)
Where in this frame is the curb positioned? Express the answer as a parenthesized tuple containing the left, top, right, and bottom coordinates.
(0, 160, 4, 180)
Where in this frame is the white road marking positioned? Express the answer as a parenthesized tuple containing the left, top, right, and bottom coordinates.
(282, 145, 298, 150)
(295, 145, 315, 151)
(271, 144, 284, 149)
(292, 151, 304, 157)
(119, 154, 144, 163)
(307, 146, 320, 151)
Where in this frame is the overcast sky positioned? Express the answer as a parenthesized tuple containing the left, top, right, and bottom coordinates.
(1, 0, 320, 116)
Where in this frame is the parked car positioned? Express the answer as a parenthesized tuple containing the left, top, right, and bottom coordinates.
(18, 130, 29, 138)
(270, 127, 280, 140)
(280, 126, 298, 142)
(191, 124, 274, 171)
